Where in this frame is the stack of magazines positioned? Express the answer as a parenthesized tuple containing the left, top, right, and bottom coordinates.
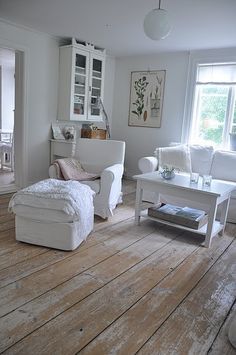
(148, 203, 208, 229)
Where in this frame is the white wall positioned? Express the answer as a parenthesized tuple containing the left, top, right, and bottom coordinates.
(111, 52, 189, 177)
(0, 20, 116, 186)
(0, 20, 59, 185)
(1, 64, 15, 131)
(102, 55, 115, 133)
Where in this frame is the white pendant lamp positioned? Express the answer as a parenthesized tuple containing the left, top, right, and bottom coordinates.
(143, 0, 171, 40)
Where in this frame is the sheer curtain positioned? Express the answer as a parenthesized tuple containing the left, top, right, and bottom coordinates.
(184, 62, 236, 148)
(197, 63, 236, 85)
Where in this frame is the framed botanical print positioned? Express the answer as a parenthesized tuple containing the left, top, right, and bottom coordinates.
(128, 70, 166, 128)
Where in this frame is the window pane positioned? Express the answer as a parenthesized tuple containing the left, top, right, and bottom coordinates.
(191, 85, 229, 147)
(232, 96, 236, 132)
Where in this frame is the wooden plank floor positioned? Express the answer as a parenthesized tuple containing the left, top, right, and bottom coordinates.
(0, 180, 236, 354)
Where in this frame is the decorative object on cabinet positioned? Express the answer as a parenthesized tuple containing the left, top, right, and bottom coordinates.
(57, 38, 106, 122)
(51, 123, 65, 140)
(81, 128, 107, 140)
(64, 125, 76, 141)
(128, 70, 166, 128)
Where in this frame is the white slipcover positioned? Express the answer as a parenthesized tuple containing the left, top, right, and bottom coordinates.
(9, 179, 95, 250)
(138, 145, 236, 223)
(49, 139, 126, 219)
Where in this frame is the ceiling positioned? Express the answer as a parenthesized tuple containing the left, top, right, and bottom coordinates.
(0, 0, 236, 57)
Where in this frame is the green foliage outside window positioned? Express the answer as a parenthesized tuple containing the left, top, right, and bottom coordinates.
(197, 86, 229, 145)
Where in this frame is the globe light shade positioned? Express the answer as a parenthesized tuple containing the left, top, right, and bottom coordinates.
(143, 8, 171, 40)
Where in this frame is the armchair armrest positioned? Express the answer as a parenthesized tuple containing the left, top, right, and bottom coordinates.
(95, 163, 124, 216)
(99, 163, 124, 197)
(138, 156, 158, 173)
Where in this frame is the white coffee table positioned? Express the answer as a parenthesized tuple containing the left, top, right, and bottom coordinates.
(133, 172, 235, 247)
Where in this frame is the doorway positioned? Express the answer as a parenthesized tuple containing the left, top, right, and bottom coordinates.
(0, 48, 15, 190)
(0, 44, 27, 194)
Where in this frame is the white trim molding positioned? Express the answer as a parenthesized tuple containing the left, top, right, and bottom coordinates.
(0, 37, 29, 190)
(181, 48, 236, 144)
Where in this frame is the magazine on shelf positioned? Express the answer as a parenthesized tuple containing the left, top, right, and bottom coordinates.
(148, 203, 208, 229)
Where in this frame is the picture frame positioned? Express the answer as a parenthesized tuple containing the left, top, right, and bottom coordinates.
(52, 123, 77, 141)
(51, 123, 65, 140)
(128, 70, 166, 128)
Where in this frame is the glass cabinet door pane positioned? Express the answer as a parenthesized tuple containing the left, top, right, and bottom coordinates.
(90, 96, 100, 116)
(74, 85, 85, 95)
(92, 59, 102, 77)
(75, 54, 86, 71)
(74, 53, 88, 117)
(74, 95, 85, 115)
(75, 73, 85, 85)
(92, 78, 101, 89)
(91, 107, 100, 116)
(75, 66, 86, 75)
(90, 57, 103, 117)
(92, 88, 101, 97)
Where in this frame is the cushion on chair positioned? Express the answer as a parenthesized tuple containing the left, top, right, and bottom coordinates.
(159, 145, 192, 173)
(76, 139, 125, 174)
(53, 158, 100, 181)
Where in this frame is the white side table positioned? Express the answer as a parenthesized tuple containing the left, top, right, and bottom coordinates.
(50, 139, 76, 163)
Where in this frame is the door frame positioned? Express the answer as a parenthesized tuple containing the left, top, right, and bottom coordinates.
(0, 38, 29, 192)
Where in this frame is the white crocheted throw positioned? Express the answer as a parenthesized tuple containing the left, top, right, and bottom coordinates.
(9, 178, 95, 218)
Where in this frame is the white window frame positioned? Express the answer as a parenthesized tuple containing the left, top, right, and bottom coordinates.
(181, 51, 236, 147)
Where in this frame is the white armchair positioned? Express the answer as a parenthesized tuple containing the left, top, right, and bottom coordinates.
(49, 138, 126, 219)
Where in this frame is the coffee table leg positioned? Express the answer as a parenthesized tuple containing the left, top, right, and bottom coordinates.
(204, 200, 217, 248)
(135, 180, 143, 225)
(219, 196, 231, 236)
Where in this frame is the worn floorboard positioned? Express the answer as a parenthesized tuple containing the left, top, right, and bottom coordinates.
(0, 179, 235, 354)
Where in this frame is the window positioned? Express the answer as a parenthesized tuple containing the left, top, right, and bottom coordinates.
(189, 63, 236, 149)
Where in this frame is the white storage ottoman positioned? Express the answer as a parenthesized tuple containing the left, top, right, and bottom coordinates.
(9, 179, 95, 251)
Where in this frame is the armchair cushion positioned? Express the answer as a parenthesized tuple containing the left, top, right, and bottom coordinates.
(53, 158, 99, 181)
(75, 138, 125, 174)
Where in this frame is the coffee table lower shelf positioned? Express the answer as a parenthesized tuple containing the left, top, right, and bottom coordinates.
(140, 210, 223, 236)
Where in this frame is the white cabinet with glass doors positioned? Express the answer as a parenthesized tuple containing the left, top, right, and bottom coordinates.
(58, 43, 105, 122)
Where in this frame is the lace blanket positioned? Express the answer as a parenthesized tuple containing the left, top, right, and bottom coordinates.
(9, 179, 95, 219)
(53, 158, 100, 181)
(159, 145, 192, 173)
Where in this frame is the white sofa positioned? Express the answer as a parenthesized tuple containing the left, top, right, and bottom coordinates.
(49, 138, 126, 219)
(138, 145, 236, 223)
